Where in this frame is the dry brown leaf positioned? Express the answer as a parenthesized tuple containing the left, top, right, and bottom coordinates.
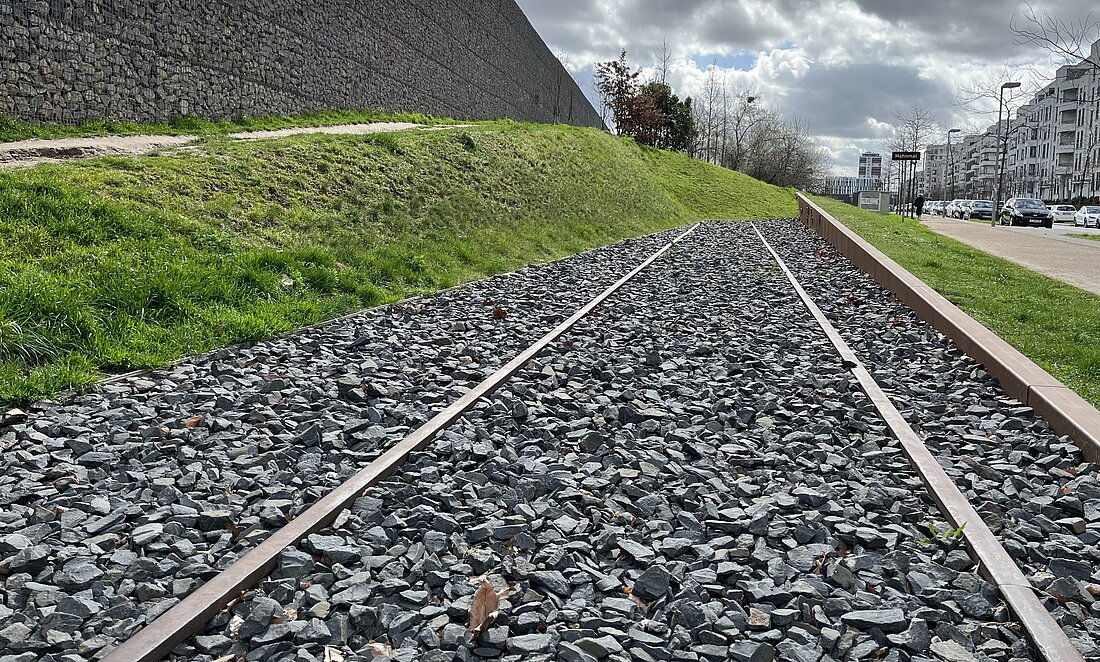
(469, 579, 499, 636)
(492, 305, 508, 320)
(626, 590, 649, 613)
(366, 642, 392, 658)
(469, 578, 517, 638)
(185, 415, 204, 428)
(220, 592, 247, 615)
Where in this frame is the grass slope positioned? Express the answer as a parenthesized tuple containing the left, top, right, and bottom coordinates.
(811, 195, 1100, 408)
(0, 109, 450, 143)
(0, 122, 795, 402)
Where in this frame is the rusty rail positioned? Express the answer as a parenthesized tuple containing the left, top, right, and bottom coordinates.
(797, 193, 1100, 462)
(102, 225, 700, 661)
(754, 221, 1084, 662)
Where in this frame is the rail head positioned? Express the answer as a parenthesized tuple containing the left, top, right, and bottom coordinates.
(100, 224, 700, 662)
(794, 192, 1100, 462)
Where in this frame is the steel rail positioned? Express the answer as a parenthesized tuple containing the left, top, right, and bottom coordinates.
(102, 223, 699, 662)
(751, 223, 1084, 662)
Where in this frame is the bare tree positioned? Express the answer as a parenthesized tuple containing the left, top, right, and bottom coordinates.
(655, 39, 673, 84)
(955, 65, 1039, 120)
(694, 64, 725, 161)
(1012, 3, 1100, 70)
(888, 105, 939, 210)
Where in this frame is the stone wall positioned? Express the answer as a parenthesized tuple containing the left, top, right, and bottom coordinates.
(0, 0, 604, 128)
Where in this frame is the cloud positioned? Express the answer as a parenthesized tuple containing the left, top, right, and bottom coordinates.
(515, 0, 1099, 174)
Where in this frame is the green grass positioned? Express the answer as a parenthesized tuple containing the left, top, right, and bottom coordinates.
(1068, 233, 1100, 242)
(0, 122, 795, 402)
(0, 109, 453, 143)
(811, 195, 1100, 408)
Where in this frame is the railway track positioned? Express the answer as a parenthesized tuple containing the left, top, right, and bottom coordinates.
(2, 220, 1096, 662)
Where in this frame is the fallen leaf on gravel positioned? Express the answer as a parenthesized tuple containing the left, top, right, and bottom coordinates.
(469, 578, 517, 637)
(492, 305, 508, 320)
(470, 579, 499, 635)
(366, 642, 391, 657)
(623, 586, 649, 612)
(184, 415, 203, 428)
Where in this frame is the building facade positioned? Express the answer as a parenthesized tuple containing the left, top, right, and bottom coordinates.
(858, 152, 884, 179)
(924, 39, 1100, 203)
(821, 176, 887, 205)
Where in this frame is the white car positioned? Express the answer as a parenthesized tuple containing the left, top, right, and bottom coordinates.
(1074, 205, 1100, 228)
(1050, 204, 1077, 223)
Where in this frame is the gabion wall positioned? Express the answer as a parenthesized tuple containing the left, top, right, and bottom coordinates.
(0, 0, 603, 128)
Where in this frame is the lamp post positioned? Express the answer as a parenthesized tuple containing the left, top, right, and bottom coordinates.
(947, 128, 961, 200)
(993, 81, 1021, 227)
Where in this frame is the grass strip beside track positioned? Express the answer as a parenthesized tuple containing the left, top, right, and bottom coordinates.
(0, 122, 796, 402)
(810, 195, 1100, 409)
(1068, 233, 1100, 242)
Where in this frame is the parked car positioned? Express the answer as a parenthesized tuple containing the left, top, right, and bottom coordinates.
(954, 200, 975, 219)
(945, 199, 966, 218)
(1050, 204, 1077, 223)
(930, 201, 945, 215)
(964, 200, 994, 221)
(1074, 205, 1100, 228)
(1000, 198, 1054, 228)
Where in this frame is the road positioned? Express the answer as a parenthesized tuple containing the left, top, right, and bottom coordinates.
(921, 213, 1100, 297)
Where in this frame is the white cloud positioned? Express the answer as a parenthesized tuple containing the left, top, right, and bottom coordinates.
(516, 0, 1098, 174)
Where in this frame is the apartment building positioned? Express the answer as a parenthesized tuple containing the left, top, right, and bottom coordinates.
(927, 39, 1100, 203)
(1008, 50, 1100, 201)
(858, 152, 884, 179)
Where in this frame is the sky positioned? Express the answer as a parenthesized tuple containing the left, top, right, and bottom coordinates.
(514, 0, 1099, 176)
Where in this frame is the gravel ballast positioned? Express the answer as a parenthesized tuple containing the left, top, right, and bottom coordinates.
(168, 222, 1048, 662)
(760, 218, 1100, 660)
(5, 219, 1095, 662)
(0, 229, 683, 660)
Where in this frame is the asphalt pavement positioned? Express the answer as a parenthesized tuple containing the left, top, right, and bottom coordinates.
(920, 213, 1100, 296)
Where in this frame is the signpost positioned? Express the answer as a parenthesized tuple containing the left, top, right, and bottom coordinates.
(891, 151, 922, 218)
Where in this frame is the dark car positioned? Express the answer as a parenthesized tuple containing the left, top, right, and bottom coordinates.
(964, 200, 994, 221)
(1000, 198, 1053, 228)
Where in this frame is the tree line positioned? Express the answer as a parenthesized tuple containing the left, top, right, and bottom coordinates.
(592, 50, 826, 191)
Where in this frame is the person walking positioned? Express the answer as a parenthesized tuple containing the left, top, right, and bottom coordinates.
(914, 193, 925, 219)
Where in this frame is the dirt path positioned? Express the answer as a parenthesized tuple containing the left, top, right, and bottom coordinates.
(921, 216, 1100, 297)
(0, 122, 436, 169)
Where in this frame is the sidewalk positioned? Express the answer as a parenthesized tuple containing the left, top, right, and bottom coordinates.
(921, 216, 1100, 297)
(0, 122, 431, 169)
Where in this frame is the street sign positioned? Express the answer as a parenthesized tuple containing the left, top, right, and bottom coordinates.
(892, 151, 921, 161)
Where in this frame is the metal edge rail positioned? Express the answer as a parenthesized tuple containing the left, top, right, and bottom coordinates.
(795, 192, 1100, 462)
(751, 223, 1084, 662)
(102, 223, 700, 662)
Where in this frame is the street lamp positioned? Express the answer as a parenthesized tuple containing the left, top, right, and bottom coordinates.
(947, 128, 961, 200)
(993, 81, 1021, 227)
